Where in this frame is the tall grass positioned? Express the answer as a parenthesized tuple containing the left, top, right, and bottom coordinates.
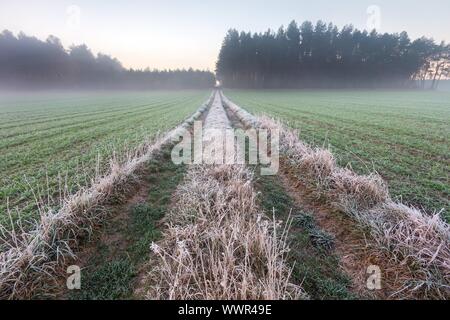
(222, 93, 450, 299)
(146, 165, 305, 300)
(0, 95, 213, 299)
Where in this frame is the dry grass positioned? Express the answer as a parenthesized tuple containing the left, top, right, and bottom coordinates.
(0, 96, 213, 299)
(222, 94, 450, 299)
(146, 165, 305, 300)
(268, 116, 449, 299)
(330, 168, 390, 211)
(361, 202, 450, 298)
(220, 92, 259, 128)
(293, 149, 335, 198)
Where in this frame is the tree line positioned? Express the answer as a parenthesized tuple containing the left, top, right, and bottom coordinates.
(0, 30, 215, 90)
(216, 20, 450, 89)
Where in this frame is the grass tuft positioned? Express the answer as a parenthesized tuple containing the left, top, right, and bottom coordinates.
(0, 95, 213, 299)
(146, 164, 305, 300)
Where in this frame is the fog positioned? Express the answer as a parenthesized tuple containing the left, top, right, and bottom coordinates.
(216, 21, 450, 90)
(2, 26, 449, 92)
(0, 30, 215, 90)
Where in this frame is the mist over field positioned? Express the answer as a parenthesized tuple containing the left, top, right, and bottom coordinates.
(215, 20, 450, 89)
(428, 79, 450, 91)
(0, 30, 215, 90)
(1, 17, 449, 91)
(0, 0, 449, 304)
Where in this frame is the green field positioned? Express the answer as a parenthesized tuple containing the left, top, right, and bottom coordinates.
(226, 90, 450, 220)
(0, 90, 209, 225)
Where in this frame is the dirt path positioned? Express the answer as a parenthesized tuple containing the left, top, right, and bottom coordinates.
(203, 91, 231, 131)
(276, 167, 389, 299)
(62, 91, 386, 300)
(221, 91, 389, 299)
(71, 91, 386, 300)
(51, 96, 214, 300)
(212, 93, 356, 298)
(52, 146, 187, 300)
(228, 91, 450, 300)
(142, 91, 307, 300)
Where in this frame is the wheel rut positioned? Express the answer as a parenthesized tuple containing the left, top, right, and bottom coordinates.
(221, 91, 387, 299)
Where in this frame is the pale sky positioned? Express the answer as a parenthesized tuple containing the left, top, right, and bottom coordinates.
(1, 0, 449, 71)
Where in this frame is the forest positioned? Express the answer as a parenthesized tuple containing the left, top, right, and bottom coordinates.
(0, 30, 215, 90)
(216, 20, 450, 88)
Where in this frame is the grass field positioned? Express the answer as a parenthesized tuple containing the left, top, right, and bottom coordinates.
(226, 89, 450, 220)
(1, 90, 448, 300)
(0, 90, 209, 225)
